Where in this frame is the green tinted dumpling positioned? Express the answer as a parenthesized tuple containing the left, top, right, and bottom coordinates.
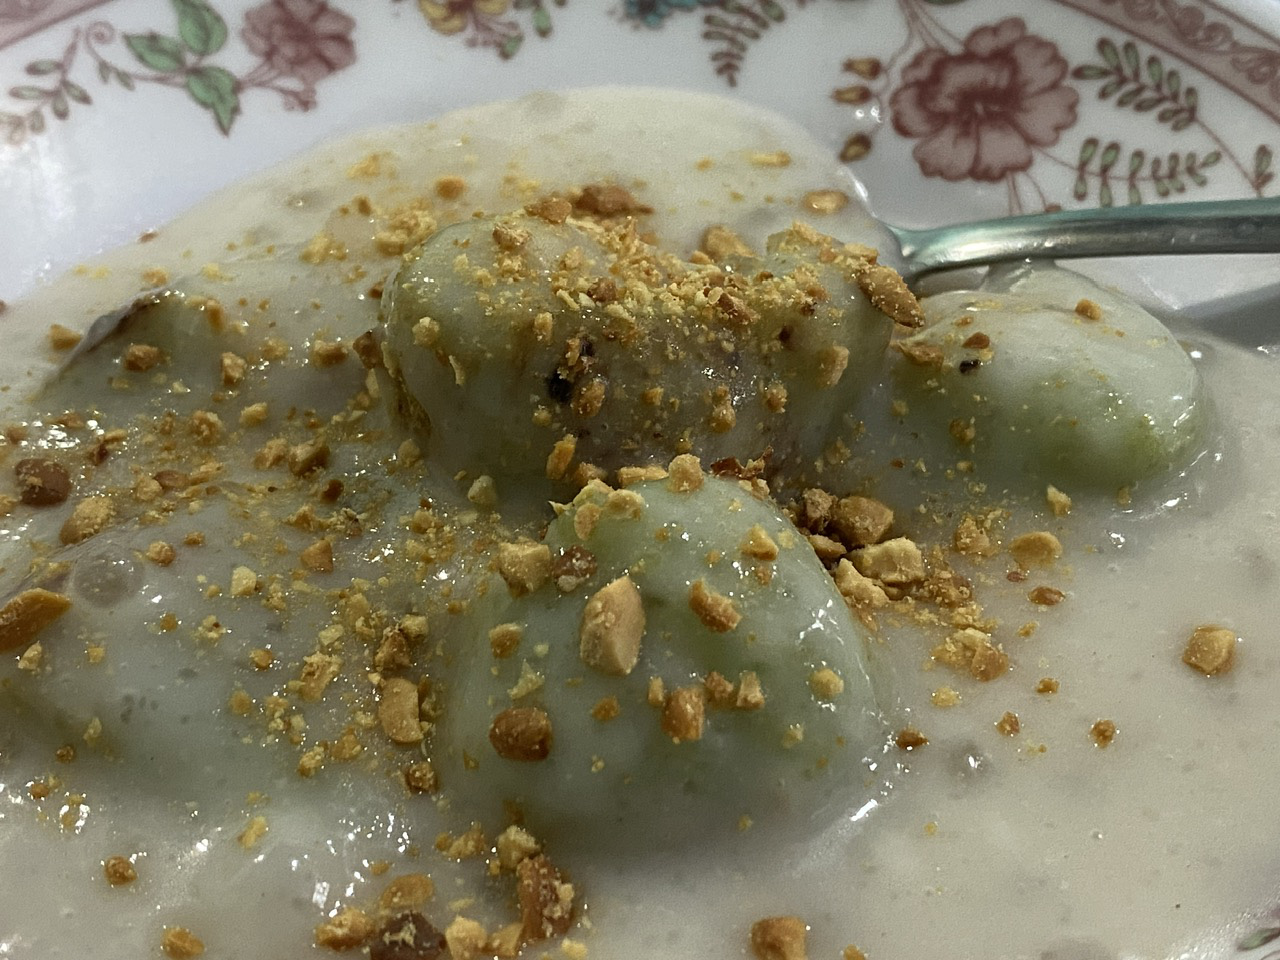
(891, 265, 1204, 492)
(380, 215, 895, 504)
(436, 466, 885, 852)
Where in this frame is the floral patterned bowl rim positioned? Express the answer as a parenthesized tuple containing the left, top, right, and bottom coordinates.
(3, 0, 1280, 955)
(2, 0, 1280, 320)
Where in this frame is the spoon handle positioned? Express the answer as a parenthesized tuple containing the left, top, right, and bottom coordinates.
(891, 197, 1280, 278)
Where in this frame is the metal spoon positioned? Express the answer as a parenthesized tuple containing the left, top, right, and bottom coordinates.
(887, 196, 1280, 280)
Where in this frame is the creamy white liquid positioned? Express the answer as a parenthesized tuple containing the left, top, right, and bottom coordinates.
(0, 89, 1277, 960)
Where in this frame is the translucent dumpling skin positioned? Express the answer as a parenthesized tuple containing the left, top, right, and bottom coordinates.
(437, 464, 885, 852)
(381, 215, 901, 501)
(891, 265, 1205, 491)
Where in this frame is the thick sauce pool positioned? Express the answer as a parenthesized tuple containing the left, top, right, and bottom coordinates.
(0, 89, 1278, 960)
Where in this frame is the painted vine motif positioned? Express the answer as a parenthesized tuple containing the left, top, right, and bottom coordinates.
(1239, 921, 1280, 960)
(2, 0, 356, 144)
(411, 0, 566, 59)
(831, 0, 1276, 210)
(407, 0, 803, 82)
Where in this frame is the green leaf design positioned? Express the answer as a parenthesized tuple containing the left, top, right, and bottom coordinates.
(532, 6, 552, 36)
(500, 32, 524, 58)
(1099, 38, 1120, 68)
(1122, 40, 1140, 74)
(921, 0, 969, 5)
(185, 65, 238, 134)
(62, 81, 90, 105)
(124, 32, 187, 72)
(1254, 144, 1274, 190)
(1072, 139, 1220, 204)
(1239, 928, 1280, 952)
(8, 85, 45, 100)
(50, 89, 68, 120)
(172, 0, 228, 56)
(27, 109, 44, 134)
(1099, 141, 1120, 171)
(25, 59, 61, 76)
(1072, 38, 1197, 130)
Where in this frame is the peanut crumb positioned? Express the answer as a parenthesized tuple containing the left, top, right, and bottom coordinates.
(803, 189, 850, 214)
(59, 496, 115, 545)
(379, 677, 423, 744)
(496, 540, 552, 596)
(516, 854, 575, 941)
(314, 907, 374, 950)
(220, 352, 247, 385)
(591, 695, 620, 721)
(0, 588, 72, 652)
(1046, 484, 1072, 516)
(661, 686, 706, 742)
(489, 622, 523, 659)
(1090, 719, 1117, 748)
(579, 575, 644, 676)
(748, 150, 792, 167)
(146, 541, 176, 566)
(996, 711, 1021, 736)
(496, 824, 541, 871)
(161, 927, 205, 958)
(1036, 677, 1060, 694)
(435, 175, 466, 199)
(489, 706, 552, 761)
(1009, 531, 1062, 568)
(617, 464, 668, 487)
(831, 496, 894, 547)
(48, 323, 82, 350)
(701, 224, 755, 259)
(122, 342, 163, 372)
(931, 686, 961, 708)
(379, 873, 434, 911)
(1075, 298, 1103, 321)
(736, 670, 765, 710)
(895, 727, 928, 750)
(808, 668, 844, 700)
(667, 453, 704, 493)
(404, 760, 438, 794)
(689, 579, 740, 632)
(238, 815, 268, 849)
(301, 539, 334, 573)
(852, 537, 925, 584)
(646, 676, 666, 707)
(103, 855, 137, 886)
(750, 915, 808, 960)
(230, 565, 260, 597)
(740, 524, 780, 561)
(1182, 624, 1236, 676)
(1029, 586, 1065, 606)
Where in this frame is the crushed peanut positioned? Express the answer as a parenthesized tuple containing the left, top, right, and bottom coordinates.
(161, 927, 205, 958)
(579, 575, 644, 676)
(1009, 531, 1063, 568)
(379, 678, 423, 744)
(489, 706, 553, 761)
(750, 915, 808, 960)
(0, 588, 72, 652)
(1182, 624, 1236, 676)
(689, 579, 740, 632)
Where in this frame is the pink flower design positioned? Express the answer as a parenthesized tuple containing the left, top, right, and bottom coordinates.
(242, 0, 356, 87)
(890, 18, 1079, 182)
